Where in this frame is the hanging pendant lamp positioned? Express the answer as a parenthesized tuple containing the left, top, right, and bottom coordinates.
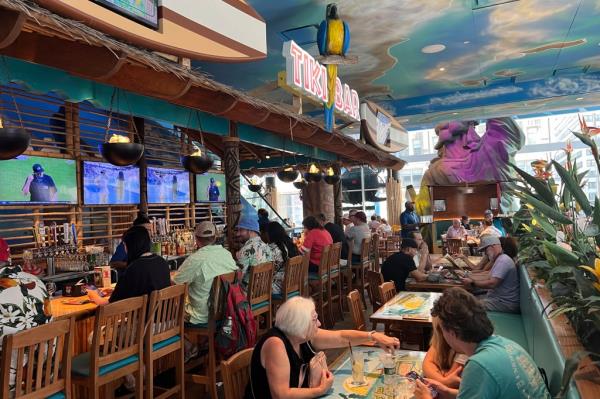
(304, 163, 323, 182)
(323, 166, 340, 185)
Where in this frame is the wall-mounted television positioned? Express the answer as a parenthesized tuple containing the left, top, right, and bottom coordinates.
(91, 0, 158, 29)
(83, 161, 140, 205)
(147, 167, 190, 204)
(196, 172, 226, 202)
(0, 155, 77, 204)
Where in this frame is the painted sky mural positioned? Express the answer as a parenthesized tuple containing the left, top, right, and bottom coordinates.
(196, 0, 600, 128)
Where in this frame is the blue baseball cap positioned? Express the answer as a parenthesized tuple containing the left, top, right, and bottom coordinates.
(32, 164, 44, 173)
(236, 197, 260, 232)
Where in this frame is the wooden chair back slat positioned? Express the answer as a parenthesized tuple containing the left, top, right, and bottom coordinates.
(347, 290, 367, 331)
(318, 245, 332, 276)
(248, 262, 274, 305)
(147, 284, 187, 343)
(1, 318, 73, 399)
(300, 253, 310, 296)
(329, 242, 342, 272)
(208, 272, 236, 328)
(221, 348, 253, 399)
(370, 234, 380, 272)
(283, 255, 305, 299)
(91, 295, 147, 369)
(447, 238, 463, 255)
(360, 238, 371, 262)
(366, 270, 384, 310)
(379, 282, 397, 303)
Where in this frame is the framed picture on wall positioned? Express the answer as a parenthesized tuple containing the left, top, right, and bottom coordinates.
(490, 197, 499, 210)
(433, 199, 447, 212)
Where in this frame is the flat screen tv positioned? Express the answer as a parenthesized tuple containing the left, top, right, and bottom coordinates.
(83, 161, 140, 205)
(196, 172, 226, 202)
(0, 155, 77, 204)
(147, 167, 190, 204)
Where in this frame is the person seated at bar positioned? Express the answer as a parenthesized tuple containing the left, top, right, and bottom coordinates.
(300, 216, 332, 273)
(345, 211, 370, 263)
(483, 209, 506, 236)
(446, 218, 467, 239)
(422, 317, 465, 390)
(236, 203, 273, 287)
(245, 296, 400, 399)
(109, 212, 151, 272)
(88, 225, 171, 305)
(381, 238, 427, 291)
(0, 238, 52, 391)
(460, 215, 471, 230)
(377, 218, 393, 236)
(368, 215, 381, 231)
(316, 213, 348, 262)
(400, 200, 420, 239)
(172, 222, 237, 326)
(461, 235, 520, 313)
(342, 209, 357, 232)
(414, 288, 550, 399)
(265, 221, 299, 296)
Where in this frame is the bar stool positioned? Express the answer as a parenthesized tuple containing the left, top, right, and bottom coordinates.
(185, 272, 236, 399)
(370, 233, 381, 272)
(366, 270, 384, 311)
(1, 318, 74, 399)
(351, 238, 371, 309)
(145, 284, 187, 399)
(71, 295, 147, 399)
(247, 262, 274, 333)
(340, 240, 354, 311)
(272, 255, 304, 313)
(327, 242, 344, 324)
(309, 244, 332, 328)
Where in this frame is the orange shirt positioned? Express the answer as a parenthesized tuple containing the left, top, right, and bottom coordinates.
(302, 228, 333, 266)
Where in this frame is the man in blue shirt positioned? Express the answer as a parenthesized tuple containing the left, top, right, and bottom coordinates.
(413, 288, 550, 399)
(22, 164, 57, 202)
(400, 201, 420, 238)
(207, 177, 220, 202)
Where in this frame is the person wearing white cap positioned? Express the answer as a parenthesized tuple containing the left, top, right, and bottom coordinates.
(173, 221, 238, 326)
(461, 235, 520, 313)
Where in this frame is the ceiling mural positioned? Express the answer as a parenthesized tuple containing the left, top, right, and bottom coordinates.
(196, 0, 600, 129)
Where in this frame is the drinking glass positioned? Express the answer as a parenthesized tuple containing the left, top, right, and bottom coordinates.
(351, 351, 365, 385)
(396, 376, 415, 399)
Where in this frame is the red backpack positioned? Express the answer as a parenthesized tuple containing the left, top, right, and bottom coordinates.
(215, 272, 257, 358)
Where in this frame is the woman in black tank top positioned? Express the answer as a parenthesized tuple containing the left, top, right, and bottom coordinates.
(245, 297, 400, 399)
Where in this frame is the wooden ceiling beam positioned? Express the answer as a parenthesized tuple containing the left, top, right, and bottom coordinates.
(0, 8, 25, 49)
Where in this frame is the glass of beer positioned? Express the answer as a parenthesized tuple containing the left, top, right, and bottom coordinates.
(351, 351, 365, 385)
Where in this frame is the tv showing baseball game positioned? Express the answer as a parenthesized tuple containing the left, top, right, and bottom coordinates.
(147, 167, 190, 204)
(196, 172, 226, 202)
(83, 161, 140, 205)
(0, 155, 77, 204)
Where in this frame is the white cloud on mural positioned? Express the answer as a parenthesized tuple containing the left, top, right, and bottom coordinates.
(406, 86, 523, 110)
(530, 75, 600, 97)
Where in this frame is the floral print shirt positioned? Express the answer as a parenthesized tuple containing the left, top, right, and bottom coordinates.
(269, 243, 285, 295)
(237, 236, 273, 287)
(0, 265, 52, 389)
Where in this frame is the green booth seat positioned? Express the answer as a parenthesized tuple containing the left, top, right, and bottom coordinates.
(487, 265, 580, 399)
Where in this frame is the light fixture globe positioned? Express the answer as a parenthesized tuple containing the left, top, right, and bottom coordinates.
(0, 125, 30, 160)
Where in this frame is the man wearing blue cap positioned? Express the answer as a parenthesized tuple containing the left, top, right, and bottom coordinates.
(22, 163, 58, 202)
(236, 198, 273, 287)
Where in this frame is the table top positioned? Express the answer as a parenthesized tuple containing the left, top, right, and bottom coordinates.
(324, 347, 425, 398)
(370, 291, 442, 324)
(50, 295, 98, 319)
(434, 256, 483, 267)
(405, 279, 463, 292)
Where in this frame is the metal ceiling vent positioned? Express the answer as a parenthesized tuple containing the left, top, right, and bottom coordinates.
(472, 0, 520, 10)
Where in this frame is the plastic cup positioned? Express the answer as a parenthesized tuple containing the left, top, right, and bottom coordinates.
(351, 351, 365, 385)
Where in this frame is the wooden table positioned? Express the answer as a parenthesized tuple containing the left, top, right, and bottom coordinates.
(324, 346, 426, 398)
(370, 291, 441, 350)
(50, 295, 98, 355)
(405, 279, 463, 292)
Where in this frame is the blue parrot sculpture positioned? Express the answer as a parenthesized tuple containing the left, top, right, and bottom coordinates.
(317, 3, 350, 132)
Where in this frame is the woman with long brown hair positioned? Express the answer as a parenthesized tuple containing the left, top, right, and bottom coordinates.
(422, 317, 465, 390)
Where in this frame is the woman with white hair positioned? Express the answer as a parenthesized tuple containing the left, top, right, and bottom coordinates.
(446, 218, 467, 239)
(246, 296, 400, 399)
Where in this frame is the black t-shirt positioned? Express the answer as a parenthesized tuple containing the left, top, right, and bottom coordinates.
(29, 175, 56, 202)
(324, 222, 349, 259)
(109, 254, 171, 303)
(381, 252, 416, 291)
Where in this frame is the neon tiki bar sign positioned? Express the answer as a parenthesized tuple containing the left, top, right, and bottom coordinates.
(283, 40, 360, 122)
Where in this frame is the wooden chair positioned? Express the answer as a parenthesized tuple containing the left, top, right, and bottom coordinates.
(347, 289, 367, 331)
(379, 282, 397, 303)
(351, 238, 371, 309)
(185, 271, 236, 399)
(145, 284, 187, 399)
(384, 236, 401, 258)
(300, 252, 310, 296)
(72, 295, 147, 399)
(327, 242, 344, 324)
(340, 240, 354, 311)
(309, 244, 332, 328)
(247, 262, 274, 332)
(272, 255, 304, 312)
(447, 238, 463, 255)
(370, 233, 380, 272)
(1, 318, 73, 399)
(366, 270, 384, 311)
(221, 348, 253, 399)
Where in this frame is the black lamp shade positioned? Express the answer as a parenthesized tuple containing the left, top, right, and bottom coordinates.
(248, 184, 262, 193)
(101, 142, 144, 166)
(182, 154, 213, 174)
(0, 127, 30, 160)
(304, 172, 323, 183)
(277, 168, 299, 183)
(324, 174, 341, 185)
(293, 180, 308, 189)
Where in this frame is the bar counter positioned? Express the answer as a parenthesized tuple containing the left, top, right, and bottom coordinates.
(50, 296, 98, 355)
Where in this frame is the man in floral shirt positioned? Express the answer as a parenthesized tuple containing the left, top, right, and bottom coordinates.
(0, 238, 52, 389)
(236, 200, 273, 287)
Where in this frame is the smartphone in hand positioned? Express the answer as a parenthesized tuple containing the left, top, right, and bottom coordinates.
(406, 371, 439, 398)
